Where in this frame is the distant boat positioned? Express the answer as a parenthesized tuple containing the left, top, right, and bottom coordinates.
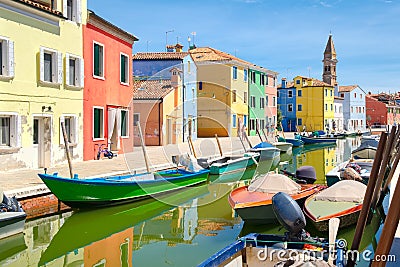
(38, 166, 209, 209)
(197, 152, 259, 175)
(0, 191, 26, 240)
(325, 159, 373, 186)
(352, 138, 378, 159)
(298, 135, 337, 145)
(304, 180, 367, 231)
(284, 137, 304, 147)
(228, 172, 324, 224)
(247, 142, 281, 161)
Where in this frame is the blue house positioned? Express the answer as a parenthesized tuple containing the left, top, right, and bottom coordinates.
(277, 78, 297, 132)
(338, 85, 367, 131)
(133, 44, 198, 141)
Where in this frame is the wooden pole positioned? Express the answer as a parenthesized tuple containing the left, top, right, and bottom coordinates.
(372, 173, 400, 267)
(371, 127, 397, 211)
(188, 136, 197, 158)
(261, 128, 268, 141)
(214, 134, 223, 157)
(137, 122, 150, 173)
(347, 132, 388, 267)
(382, 150, 400, 194)
(243, 130, 253, 148)
(256, 129, 263, 142)
(61, 122, 73, 178)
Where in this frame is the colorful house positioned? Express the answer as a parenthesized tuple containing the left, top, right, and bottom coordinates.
(333, 96, 344, 131)
(83, 10, 138, 160)
(366, 92, 400, 127)
(265, 72, 278, 134)
(132, 45, 197, 143)
(277, 79, 297, 132)
(190, 47, 249, 137)
(133, 77, 182, 146)
(338, 85, 367, 131)
(0, 0, 86, 170)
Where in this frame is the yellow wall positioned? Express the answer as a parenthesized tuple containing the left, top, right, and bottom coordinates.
(0, 1, 87, 169)
(163, 89, 183, 144)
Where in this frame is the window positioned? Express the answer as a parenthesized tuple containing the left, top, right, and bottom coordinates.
(93, 42, 104, 78)
(232, 114, 237, 128)
(330, 90, 333, 97)
(243, 115, 247, 127)
(244, 69, 248, 82)
(288, 90, 293, 98)
(60, 115, 78, 144)
(250, 71, 256, 84)
(0, 37, 14, 77)
(133, 113, 140, 126)
(232, 90, 237, 102)
(66, 53, 83, 87)
(93, 107, 104, 139)
(297, 118, 302, 126)
(260, 97, 265, 109)
(273, 97, 276, 107)
(187, 61, 191, 73)
(120, 53, 129, 84)
(277, 91, 280, 98)
(0, 113, 19, 147)
(244, 92, 247, 104)
(265, 75, 269, 85)
(325, 89, 328, 97)
(340, 93, 344, 98)
(325, 104, 328, 111)
(354, 93, 357, 98)
(260, 119, 265, 129)
(351, 107, 354, 113)
(63, 0, 82, 23)
(360, 93, 363, 99)
(298, 90, 302, 97)
(260, 74, 265, 85)
(288, 104, 293, 112)
(40, 47, 62, 84)
(331, 104, 333, 111)
(250, 96, 256, 108)
(296, 79, 300, 84)
(33, 119, 38, 145)
(199, 81, 202, 90)
(250, 119, 256, 131)
(298, 104, 302, 111)
(232, 66, 237, 79)
(266, 96, 269, 106)
(121, 110, 128, 137)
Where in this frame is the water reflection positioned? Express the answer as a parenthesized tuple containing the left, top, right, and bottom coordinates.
(1, 137, 383, 267)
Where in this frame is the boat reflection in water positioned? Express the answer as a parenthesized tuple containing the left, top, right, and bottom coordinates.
(0, 232, 27, 266)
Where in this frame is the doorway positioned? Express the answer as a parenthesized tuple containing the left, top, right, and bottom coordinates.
(33, 116, 51, 168)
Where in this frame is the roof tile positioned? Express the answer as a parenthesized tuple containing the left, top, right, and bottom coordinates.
(133, 80, 173, 100)
(14, 0, 64, 17)
(133, 52, 188, 60)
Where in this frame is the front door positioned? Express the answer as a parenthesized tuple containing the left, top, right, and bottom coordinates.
(34, 117, 51, 168)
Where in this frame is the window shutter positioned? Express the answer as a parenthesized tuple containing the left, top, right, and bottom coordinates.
(74, 116, 79, 144)
(59, 116, 65, 145)
(8, 40, 14, 77)
(63, 0, 68, 17)
(16, 115, 21, 147)
(79, 57, 84, 87)
(65, 53, 70, 86)
(40, 47, 44, 81)
(76, 0, 82, 23)
(57, 52, 63, 84)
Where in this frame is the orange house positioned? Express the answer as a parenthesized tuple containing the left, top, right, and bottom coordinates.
(83, 11, 138, 160)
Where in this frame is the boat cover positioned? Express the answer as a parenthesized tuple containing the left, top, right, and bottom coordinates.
(314, 180, 366, 203)
(253, 142, 275, 149)
(248, 173, 301, 194)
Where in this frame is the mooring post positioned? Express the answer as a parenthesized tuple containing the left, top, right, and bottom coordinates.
(61, 122, 73, 178)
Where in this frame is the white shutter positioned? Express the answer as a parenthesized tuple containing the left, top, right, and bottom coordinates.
(76, 0, 82, 24)
(57, 52, 63, 84)
(79, 57, 84, 87)
(8, 40, 14, 77)
(39, 47, 44, 82)
(74, 116, 79, 144)
(65, 53, 70, 86)
(63, 0, 68, 17)
(16, 115, 21, 147)
(59, 116, 65, 145)
(74, 57, 79, 86)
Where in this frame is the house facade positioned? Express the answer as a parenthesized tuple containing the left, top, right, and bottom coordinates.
(265, 72, 278, 134)
(277, 79, 297, 132)
(338, 85, 366, 131)
(83, 10, 137, 160)
(133, 47, 197, 142)
(248, 68, 265, 136)
(333, 96, 344, 131)
(0, 0, 86, 171)
(190, 47, 249, 137)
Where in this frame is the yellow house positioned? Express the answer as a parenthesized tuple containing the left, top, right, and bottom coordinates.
(190, 47, 249, 137)
(0, 0, 86, 170)
(294, 76, 335, 132)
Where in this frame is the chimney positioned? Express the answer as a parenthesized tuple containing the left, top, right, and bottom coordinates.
(281, 78, 287, 88)
(170, 67, 182, 88)
(166, 45, 174, 52)
(175, 43, 183, 52)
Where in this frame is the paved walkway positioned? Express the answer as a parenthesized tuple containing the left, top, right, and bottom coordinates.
(1, 135, 279, 198)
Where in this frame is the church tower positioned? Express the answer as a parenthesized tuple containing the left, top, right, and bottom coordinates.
(322, 34, 338, 86)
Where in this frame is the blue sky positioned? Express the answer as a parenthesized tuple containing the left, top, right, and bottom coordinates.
(88, 0, 400, 93)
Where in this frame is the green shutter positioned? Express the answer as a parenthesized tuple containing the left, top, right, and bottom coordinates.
(94, 44, 100, 76)
(121, 110, 127, 136)
(121, 55, 126, 83)
(94, 109, 101, 138)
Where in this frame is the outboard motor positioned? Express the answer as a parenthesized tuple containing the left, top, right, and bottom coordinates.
(1, 193, 24, 212)
(296, 166, 317, 184)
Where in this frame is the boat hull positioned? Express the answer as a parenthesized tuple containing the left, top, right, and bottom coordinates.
(352, 147, 376, 159)
(0, 212, 26, 240)
(299, 136, 337, 145)
(273, 142, 293, 153)
(38, 169, 209, 208)
(285, 138, 304, 147)
(248, 147, 280, 161)
(209, 154, 259, 175)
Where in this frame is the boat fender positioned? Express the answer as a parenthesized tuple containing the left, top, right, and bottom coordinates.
(272, 192, 306, 236)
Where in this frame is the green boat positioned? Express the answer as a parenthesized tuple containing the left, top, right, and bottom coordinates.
(38, 185, 209, 265)
(37, 168, 209, 209)
(205, 152, 260, 175)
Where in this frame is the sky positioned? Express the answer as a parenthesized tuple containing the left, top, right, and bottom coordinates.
(88, 0, 400, 93)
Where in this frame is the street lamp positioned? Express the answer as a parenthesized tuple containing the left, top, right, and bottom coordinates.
(165, 29, 174, 51)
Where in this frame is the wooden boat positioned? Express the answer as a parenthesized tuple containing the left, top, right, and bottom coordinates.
(272, 141, 293, 153)
(352, 138, 378, 159)
(229, 173, 325, 224)
(304, 180, 367, 231)
(299, 135, 337, 145)
(247, 142, 281, 160)
(325, 159, 373, 186)
(284, 137, 304, 147)
(343, 130, 358, 137)
(38, 167, 209, 208)
(0, 191, 26, 240)
(197, 152, 260, 175)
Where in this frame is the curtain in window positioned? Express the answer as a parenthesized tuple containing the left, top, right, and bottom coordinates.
(108, 108, 117, 144)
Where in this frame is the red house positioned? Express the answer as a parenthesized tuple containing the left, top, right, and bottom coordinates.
(83, 11, 138, 160)
(366, 93, 387, 127)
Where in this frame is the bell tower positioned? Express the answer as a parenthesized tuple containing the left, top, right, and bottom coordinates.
(322, 34, 338, 86)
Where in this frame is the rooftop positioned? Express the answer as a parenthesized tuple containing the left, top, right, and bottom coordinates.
(133, 80, 173, 100)
(133, 52, 189, 60)
(339, 85, 359, 92)
(14, 0, 64, 17)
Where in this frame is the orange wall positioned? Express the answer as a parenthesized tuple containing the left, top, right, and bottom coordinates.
(83, 23, 134, 160)
(134, 101, 163, 146)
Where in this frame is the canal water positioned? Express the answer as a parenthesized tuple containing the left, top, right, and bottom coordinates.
(0, 137, 385, 267)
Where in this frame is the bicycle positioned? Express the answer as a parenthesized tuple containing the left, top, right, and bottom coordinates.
(96, 143, 116, 160)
